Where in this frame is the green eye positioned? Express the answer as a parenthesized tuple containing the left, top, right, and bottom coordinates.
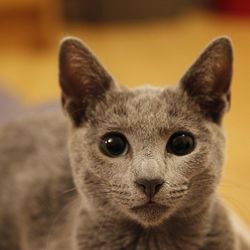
(100, 132, 128, 157)
(167, 132, 195, 156)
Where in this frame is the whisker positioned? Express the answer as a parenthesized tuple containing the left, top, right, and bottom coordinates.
(61, 187, 77, 195)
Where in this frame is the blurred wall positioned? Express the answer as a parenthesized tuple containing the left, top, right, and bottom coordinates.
(63, 0, 189, 22)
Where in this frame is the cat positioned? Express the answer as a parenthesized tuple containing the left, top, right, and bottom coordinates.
(0, 36, 250, 250)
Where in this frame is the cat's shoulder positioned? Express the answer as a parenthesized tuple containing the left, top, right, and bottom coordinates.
(0, 112, 76, 250)
(0, 110, 73, 203)
(0, 111, 69, 176)
(0, 112, 67, 156)
(0, 111, 67, 140)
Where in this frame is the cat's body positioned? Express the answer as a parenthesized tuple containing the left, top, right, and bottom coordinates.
(0, 107, 249, 250)
(0, 113, 75, 250)
(0, 37, 250, 250)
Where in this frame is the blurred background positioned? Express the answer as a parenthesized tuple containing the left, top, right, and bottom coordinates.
(0, 0, 250, 224)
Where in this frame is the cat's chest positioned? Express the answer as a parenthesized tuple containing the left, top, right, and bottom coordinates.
(76, 223, 203, 250)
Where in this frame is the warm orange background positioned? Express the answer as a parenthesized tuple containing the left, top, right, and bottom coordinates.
(0, 3, 249, 224)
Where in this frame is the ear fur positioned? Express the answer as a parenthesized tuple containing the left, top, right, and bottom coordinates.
(59, 37, 114, 126)
(180, 37, 233, 123)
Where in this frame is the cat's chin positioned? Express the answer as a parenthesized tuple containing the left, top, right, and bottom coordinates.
(128, 202, 172, 227)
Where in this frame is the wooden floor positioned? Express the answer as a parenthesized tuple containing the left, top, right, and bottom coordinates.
(0, 10, 250, 224)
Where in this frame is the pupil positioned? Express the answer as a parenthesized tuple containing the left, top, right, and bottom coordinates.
(105, 137, 125, 155)
(173, 136, 190, 153)
(167, 132, 195, 156)
(100, 132, 128, 157)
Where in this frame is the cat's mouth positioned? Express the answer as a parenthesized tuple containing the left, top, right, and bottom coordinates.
(130, 201, 168, 213)
(129, 201, 169, 226)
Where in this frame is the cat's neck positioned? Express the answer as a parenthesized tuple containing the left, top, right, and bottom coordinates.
(74, 197, 218, 250)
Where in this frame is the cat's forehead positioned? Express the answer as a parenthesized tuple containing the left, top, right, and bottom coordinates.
(125, 86, 166, 115)
(89, 85, 205, 138)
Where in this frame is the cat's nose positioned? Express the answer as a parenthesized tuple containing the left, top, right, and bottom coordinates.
(135, 178, 164, 200)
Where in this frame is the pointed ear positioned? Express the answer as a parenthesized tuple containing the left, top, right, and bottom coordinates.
(59, 37, 114, 126)
(180, 37, 233, 123)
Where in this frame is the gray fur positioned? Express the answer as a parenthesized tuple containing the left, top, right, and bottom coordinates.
(0, 37, 249, 250)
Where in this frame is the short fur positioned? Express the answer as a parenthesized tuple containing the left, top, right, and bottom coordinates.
(0, 37, 249, 250)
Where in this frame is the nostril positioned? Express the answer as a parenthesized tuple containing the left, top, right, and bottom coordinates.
(136, 181, 146, 193)
(155, 182, 163, 194)
(135, 178, 164, 199)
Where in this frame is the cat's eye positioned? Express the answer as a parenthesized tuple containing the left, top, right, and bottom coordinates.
(167, 132, 195, 156)
(100, 132, 128, 157)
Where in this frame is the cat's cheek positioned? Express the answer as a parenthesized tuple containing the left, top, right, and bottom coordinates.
(68, 129, 105, 175)
(164, 152, 207, 181)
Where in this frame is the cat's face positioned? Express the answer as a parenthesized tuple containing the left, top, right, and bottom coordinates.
(59, 37, 232, 226)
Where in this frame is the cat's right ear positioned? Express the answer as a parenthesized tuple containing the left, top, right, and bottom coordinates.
(59, 37, 114, 126)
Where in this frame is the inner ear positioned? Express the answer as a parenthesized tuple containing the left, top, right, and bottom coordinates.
(59, 37, 114, 126)
(180, 37, 233, 124)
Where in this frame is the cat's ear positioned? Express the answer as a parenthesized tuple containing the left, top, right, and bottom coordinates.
(180, 37, 233, 123)
(59, 37, 114, 126)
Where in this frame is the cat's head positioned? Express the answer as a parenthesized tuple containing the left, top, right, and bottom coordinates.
(59, 37, 232, 227)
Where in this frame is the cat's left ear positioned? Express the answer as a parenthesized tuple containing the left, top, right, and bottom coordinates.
(59, 37, 115, 126)
(180, 37, 233, 123)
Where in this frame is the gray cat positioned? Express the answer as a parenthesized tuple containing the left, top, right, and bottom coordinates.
(0, 36, 249, 250)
